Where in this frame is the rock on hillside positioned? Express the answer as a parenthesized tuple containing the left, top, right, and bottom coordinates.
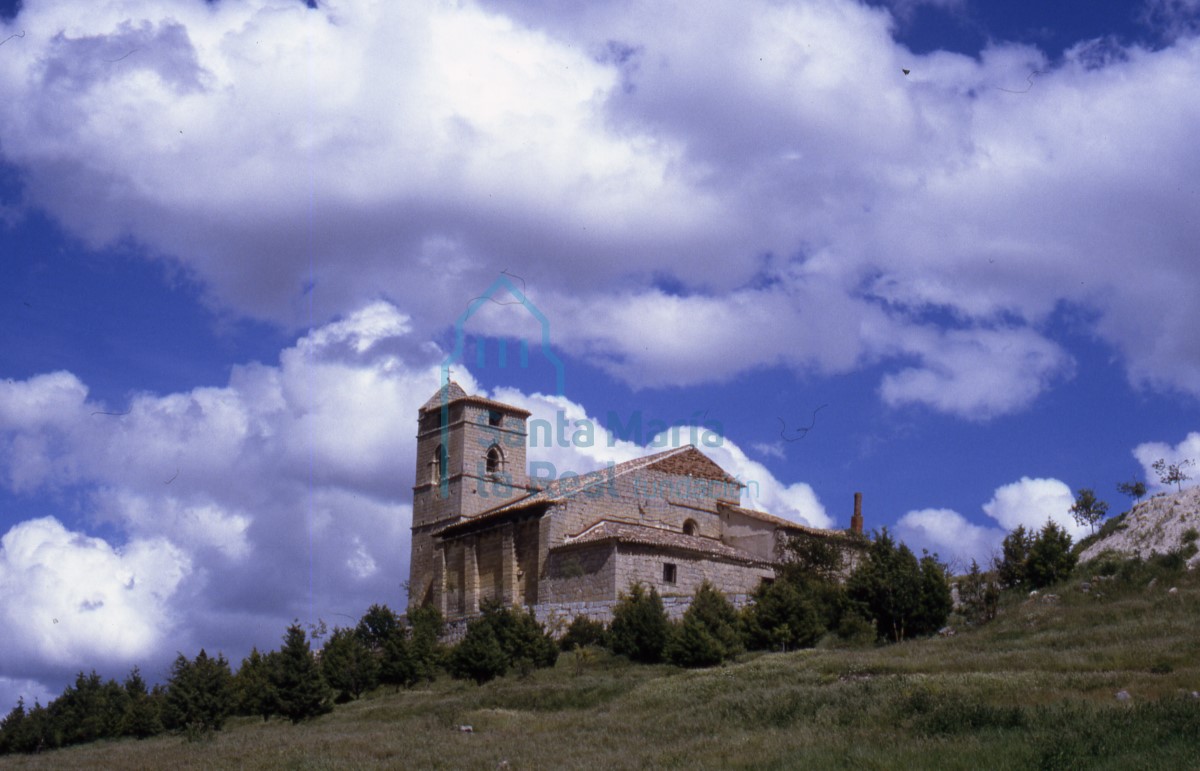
(1080, 486, 1200, 567)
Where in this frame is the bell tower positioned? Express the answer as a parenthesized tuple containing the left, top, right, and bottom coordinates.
(408, 381, 530, 606)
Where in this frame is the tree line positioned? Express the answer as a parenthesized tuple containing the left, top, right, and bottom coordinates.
(0, 605, 446, 755)
(548, 528, 954, 670)
(0, 528, 958, 755)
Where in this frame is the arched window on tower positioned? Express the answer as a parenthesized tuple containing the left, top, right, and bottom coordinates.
(683, 519, 698, 537)
(486, 444, 504, 475)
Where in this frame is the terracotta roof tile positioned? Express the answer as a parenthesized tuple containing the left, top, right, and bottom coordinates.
(718, 502, 854, 539)
(556, 520, 768, 564)
(476, 446, 695, 512)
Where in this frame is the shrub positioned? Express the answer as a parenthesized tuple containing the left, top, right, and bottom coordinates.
(448, 601, 558, 684)
(407, 605, 445, 683)
(559, 616, 609, 651)
(741, 579, 825, 651)
(321, 626, 380, 702)
(666, 582, 741, 667)
(997, 521, 1077, 590)
(997, 525, 1032, 588)
(833, 609, 877, 646)
(355, 604, 402, 652)
(777, 534, 845, 584)
(957, 560, 1000, 625)
(448, 621, 508, 685)
(379, 631, 418, 691)
(846, 529, 951, 642)
(610, 584, 671, 663)
(1025, 521, 1077, 589)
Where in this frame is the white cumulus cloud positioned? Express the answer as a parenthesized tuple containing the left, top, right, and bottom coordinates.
(896, 508, 1006, 568)
(981, 476, 1086, 540)
(0, 0, 1198, 415)
(0, 517, 189, 672)
(1133, 432, 1200, 492)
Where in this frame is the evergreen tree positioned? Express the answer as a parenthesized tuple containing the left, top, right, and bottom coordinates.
(476, 600, 558, 671)
(997, 525, 1032, 589)
(559, 616, 609, 651)
(446, 601, 558, 683)
(996, 521, 1078, 591)
(271, 624, 333, 724)
(778, 534, 846, 584)
(913, 552, 953, 637)
(163, 650, 234, 735)
(26, 701, 54, 752)
(233, 648, 278, 721)
(1, 699, 53, 754)
(0, 698, 24, 754)
(379, 629, 418, 691)
(321, 626, 380, 702)
(957, 559, 1000, 625)
(119, 667, 163, 739)
(666, 582, 742, 667)
(47, 670, 129, 746)
(846, 529, 950, 642)
(407, 605, 445, 682)
(609, 584, 670, 663)
(355, 604, 401, 652)
(1025, 520, 1077, 589)
(448, 620, 509, 685)
(741, 579, 825, 651)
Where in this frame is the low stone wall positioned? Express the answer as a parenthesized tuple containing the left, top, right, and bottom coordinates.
(439, 593, 752, 644)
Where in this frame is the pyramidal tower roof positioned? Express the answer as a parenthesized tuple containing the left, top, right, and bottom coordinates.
(420, 380, 468, 412)
(419, 381, 532, 416)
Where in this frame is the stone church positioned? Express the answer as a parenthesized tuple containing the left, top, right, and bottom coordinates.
(409, 382, 865, 621)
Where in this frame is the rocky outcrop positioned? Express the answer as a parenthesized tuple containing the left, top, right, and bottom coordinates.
(1079, 487, 1200, 567)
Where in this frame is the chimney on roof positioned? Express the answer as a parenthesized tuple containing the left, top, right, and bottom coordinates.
(851, 492, 863, 535)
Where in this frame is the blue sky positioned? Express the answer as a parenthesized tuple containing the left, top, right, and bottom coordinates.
(2, 0, 1200, 707)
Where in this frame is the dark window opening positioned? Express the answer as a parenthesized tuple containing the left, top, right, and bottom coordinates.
(683, 519, 698, 536)
(488, 410, 503, 427)
(486, 445, 503, 474)
(663, 563, 677, 584)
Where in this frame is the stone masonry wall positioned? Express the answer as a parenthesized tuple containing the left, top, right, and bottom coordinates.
(615, 545, 773, 598)
(540, 543, 617, 604)
(439, 592, 754, 643)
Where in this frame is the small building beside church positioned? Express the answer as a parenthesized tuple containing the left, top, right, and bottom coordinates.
(409, 382, 865, 621)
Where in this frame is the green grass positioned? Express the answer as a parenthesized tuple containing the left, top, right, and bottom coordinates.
(4, 565, 1200, 770)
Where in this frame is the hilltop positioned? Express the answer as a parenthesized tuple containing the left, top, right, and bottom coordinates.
(2, 551, 1198, 769)
(1080, 486, 1200, 567)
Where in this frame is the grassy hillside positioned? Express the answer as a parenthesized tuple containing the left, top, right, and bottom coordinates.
(3, 561, 1199, 770)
